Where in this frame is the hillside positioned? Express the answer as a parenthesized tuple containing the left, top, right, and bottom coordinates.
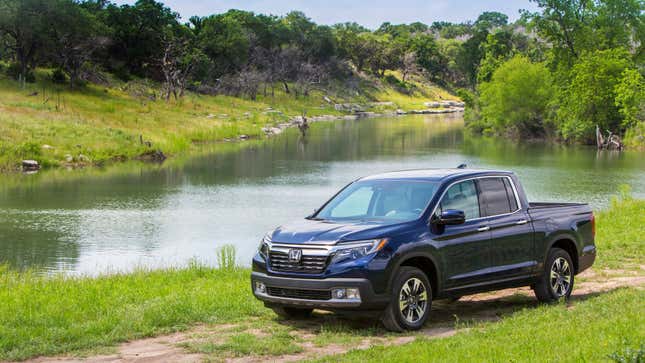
(0, 69, 458, 172)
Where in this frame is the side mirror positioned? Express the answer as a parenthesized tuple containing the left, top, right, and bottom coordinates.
(433, 209, 465, 225)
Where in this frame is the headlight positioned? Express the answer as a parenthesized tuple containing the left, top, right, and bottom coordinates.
(331, 239, 388, 264)
(258, 233, 272, 258)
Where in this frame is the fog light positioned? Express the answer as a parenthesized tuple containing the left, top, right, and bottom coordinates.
(346, 288, 360, 300)
(332, 288, 346, 299)
(255, 281, 266, 293)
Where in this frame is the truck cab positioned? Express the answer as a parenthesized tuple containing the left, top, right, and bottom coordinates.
(251, 169, 596, 331)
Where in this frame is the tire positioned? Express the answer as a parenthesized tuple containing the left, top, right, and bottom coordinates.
(533, 248, 575, 303)
(382, 267, 433, 332)
(271, 306, 313, 319)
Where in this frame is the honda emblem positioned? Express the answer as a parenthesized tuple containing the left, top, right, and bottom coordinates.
(288, 249, 302, 263)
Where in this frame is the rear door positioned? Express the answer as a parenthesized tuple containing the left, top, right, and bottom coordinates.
(432, 179, 492, 288)
(478, 177, 536, 279)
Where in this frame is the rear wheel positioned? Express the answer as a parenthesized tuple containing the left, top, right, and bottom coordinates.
(271, 306, 313, 319)
(533, 248, 575, 303)
(382, 267, 432, 331)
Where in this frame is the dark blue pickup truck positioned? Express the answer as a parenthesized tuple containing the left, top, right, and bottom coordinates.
(251, 168, 596, 331)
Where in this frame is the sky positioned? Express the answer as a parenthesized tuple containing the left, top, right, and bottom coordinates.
(112, 0, 539, 29)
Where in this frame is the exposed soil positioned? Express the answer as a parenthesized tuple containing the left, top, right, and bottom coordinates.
(25, 269, 645, 363)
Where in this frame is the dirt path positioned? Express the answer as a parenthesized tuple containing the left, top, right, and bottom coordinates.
(26, 270, 645, 363)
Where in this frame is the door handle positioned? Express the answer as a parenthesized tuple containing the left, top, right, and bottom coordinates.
(515, 219, 528, 225)
(477, 226, 490, 232)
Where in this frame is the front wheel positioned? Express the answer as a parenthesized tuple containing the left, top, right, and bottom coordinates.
(382, 267, 432, 331)
(533, 248, 575, 303)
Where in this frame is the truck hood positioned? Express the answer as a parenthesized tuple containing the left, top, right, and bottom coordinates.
(269, 218, 412, 244)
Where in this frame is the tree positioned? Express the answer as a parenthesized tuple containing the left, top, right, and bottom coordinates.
(614, 68, 644, 130)
(0, 0, 50, 86)
(411, 34, 446, 81)
(199, 14, 250, 77)
(556, 48, 635, 142)
(478, 56, 554, 137)
(401, 52, 418, 81)
(102, 0, 180, 79)
(49, 0, 108, 89)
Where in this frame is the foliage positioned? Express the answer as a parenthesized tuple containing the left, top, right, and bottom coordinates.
(216, 244, 238, 270)
(477, 56, 554, 137)
(555, 48, 635, 142)
(614, 68, 645, 130)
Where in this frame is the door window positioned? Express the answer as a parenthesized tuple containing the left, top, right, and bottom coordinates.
(437, 180, 481, 220)
(479, 177, 517, 216)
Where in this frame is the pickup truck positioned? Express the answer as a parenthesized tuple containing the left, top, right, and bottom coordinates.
(251, 168, 596, 331)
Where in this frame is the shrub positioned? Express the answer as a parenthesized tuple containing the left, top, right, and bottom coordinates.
(478, 55, 553, 138)
(51, 69, 67, 84)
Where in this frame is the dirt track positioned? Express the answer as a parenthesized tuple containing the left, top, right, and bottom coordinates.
(26, 269, 645, 363)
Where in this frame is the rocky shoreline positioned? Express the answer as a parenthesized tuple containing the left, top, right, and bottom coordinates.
(261, 100, 465, 136)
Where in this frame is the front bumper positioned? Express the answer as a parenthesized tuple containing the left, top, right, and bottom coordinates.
(251, 271, 389, 310)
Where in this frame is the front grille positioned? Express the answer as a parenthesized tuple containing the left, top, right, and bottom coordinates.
(266, 286, 332, 300)
(269, 250, 328, 274)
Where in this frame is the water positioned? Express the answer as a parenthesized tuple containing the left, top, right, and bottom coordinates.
(1, 114, 643, 275)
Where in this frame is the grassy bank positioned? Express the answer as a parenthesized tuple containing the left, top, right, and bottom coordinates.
(0, 263, 265, 361)
(0, 197, 642, 361)
(0, 69, 454, 172)
(316, 288, 645, 363)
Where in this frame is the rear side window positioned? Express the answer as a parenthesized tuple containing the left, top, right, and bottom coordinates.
(502, 178, 519, 211)
(478, 177, 516, 216)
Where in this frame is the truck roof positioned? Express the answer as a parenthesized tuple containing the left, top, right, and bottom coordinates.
(359, 168, 514, 182)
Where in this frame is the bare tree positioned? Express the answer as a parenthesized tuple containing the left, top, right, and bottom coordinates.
(401, 51, 418, 82)
(160, 39, 195, 101)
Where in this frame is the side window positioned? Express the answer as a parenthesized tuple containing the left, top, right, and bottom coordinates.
(479, 178, 514, 216)
(330, 186, 373, 218)
(503, 178, 519, 211)
(438, 180, 480, 220)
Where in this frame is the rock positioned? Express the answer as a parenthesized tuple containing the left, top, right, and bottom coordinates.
(396, 109, 407, 115)
(206, 113, 215, 119)
(22, 160, 40, 171)
(323, 96, 332, 103)
(78, 154, 90, 162)
(239, 134, 249, 140)
(424, 102, 441, 108)
(137, 150, 166, 163)
(42, 144, 54, 150)
(64, 154, 73, 163)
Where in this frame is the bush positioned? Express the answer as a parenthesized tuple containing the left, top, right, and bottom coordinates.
(51, 69, 67, 84)
(478, 55, 553, 138)
(5, 63, 35, 83)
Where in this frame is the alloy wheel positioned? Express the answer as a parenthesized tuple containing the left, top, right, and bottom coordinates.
(550, 257, 572, 297)
(399, 277, 428, 323)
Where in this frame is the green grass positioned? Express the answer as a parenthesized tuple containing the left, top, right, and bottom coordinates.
(0, 69, 454, 172)
(595, 187, 645, 270)
(314, 288, 645, 363)
(0, 264, 267, 361)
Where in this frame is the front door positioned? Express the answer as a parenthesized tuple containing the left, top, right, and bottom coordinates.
(431, 179, 492, 288)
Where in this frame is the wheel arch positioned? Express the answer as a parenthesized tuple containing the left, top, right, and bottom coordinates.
(389, 252, 441, 298)
(548, 237, 579, 273)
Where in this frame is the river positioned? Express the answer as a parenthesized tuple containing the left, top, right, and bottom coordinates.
(1, 114, 643, 274)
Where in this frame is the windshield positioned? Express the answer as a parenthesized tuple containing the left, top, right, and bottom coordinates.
(314, 180, 439, 222)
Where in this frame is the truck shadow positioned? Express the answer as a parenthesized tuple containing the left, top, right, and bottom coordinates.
(274, 286, 617, 337)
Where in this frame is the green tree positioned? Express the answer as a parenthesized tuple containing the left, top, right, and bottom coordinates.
(614, 68, 644, 129)
(199, 14, 250, 76)
(49, 0, 107, 89)
(478, 56, 554, 137)
(556, 48, 635, 142)
(0, 0, 50, 86)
